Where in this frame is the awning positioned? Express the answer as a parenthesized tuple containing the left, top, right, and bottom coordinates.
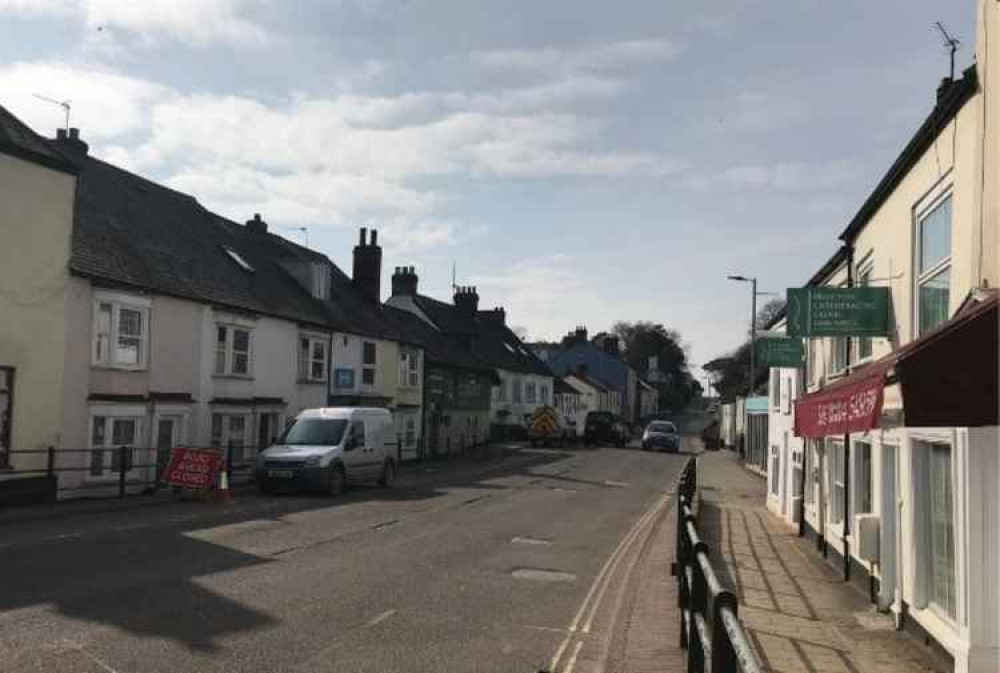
(794, 288, 999, 437)
(794, 359, 892, 438)
(895, 289, 998, 427)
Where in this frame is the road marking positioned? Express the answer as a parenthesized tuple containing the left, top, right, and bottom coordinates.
(602, 480, 629, 488)
(563, 641, 584, 673)
(582, 495, 668, 633)
(365, 609, 397, 627)
(512, 536, 552, 546)
(45, 532, 83, 542)
(548, 492, 665, 672)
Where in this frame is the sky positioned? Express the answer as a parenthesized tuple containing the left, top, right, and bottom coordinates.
(0, 0, 977, 385)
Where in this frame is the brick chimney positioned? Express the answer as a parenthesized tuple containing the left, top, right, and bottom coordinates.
(353, 227, 382, 303)
(454, 285, 480, 317)
(391, 266, 419, 296)
(53, 127, 88, 160)
(245, 213, 268, 234)
(481, 307, 506, 325)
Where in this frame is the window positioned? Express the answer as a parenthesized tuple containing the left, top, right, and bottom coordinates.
(856, 263, 874, 360)
(928, 442, 956, 618)
(349, 420, 366, 448)
(92, 298, 149, 369)
(854, 440, 872, 515)
(917, 194, 952, 335)
(0, 367, 12, 469)
(211, 413, 249, 461)
(525, 382, 537, 404)
(770, 446, 780, 496)
(311, 263, 329, 299)
(399, 349, 420, 388)
(804, 442, 816, 505)
(363, 342, 377, 365)
(215, 325, 252, 376)
(89, 414, 140, 479)
(770, 369, 780, 406)
(362, 341, 376, 386)
(222, 245, 254, 272)
(540, 385, 549, 405)
(511, 380, 522, 403)
(782, 376, 793, 414)
(829, 336, 848, 375)
(828, 439, 845, 525)
(299, 336, 328, 382)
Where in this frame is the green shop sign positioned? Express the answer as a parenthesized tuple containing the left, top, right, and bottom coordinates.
(756, 338, 804, 368)
(787, 287, 890, 337)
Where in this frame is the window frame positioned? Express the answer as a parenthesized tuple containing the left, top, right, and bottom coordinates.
(827, 438, 845, 527)
(298, 334, 329, 383)
(855, 256, 875, 362)
(525, 381, 537, 404)
(87, 407, 144, 482)
(210, 411, 251, 462)
(911, 435, 957, 622)
(913, 188, 953, 338)
(91, 293, 151, 370)
(853, 439, 873, 517)
(214, 324, 253, 377)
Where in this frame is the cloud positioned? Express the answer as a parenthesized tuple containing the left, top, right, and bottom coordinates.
(474, 37, 680, 74)
(685, 160, 859, 191)
(0, 0, 270, 47)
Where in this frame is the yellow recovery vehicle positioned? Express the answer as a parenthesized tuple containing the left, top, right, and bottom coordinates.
(530, 405, 567, 447)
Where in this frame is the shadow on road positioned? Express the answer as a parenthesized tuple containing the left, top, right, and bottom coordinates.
(0, 444, 572, 653)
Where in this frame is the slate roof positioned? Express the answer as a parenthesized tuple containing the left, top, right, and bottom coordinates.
(0, 105, 77, 174)
(554, 377, 581, 396)
(401, 294, 553, 377)
(63, 150, 405, 340)
(384, 306, 495, 375)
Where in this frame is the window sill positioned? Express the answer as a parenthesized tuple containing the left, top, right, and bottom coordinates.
(297, 378, 328, 385)
(91, 364, 148, 372)
(213, 374, 254, 381)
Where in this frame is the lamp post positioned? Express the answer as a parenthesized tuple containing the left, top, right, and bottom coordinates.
(727, 275, 758, 399)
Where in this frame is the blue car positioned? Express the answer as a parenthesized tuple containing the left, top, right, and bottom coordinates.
(642, 421, 680, 452)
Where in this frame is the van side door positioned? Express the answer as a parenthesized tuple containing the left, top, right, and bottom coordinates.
(342, 419, 368, 482)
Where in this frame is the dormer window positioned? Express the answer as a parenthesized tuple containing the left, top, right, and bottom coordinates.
(222, 246, 254, 273)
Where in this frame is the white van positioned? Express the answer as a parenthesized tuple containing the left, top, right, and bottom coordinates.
(255, 407, 397, 495)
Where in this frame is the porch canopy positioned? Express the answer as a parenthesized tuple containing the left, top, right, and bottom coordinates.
(794, 289, 998, 438)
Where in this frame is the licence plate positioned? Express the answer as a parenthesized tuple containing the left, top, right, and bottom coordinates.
(268, 469, 294, 478)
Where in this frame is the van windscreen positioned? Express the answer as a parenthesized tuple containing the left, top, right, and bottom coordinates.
(281, 418, 348, 446)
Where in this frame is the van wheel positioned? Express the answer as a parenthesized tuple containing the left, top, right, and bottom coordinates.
(379, 460, 395, 489)
(328, 464, 346, 496)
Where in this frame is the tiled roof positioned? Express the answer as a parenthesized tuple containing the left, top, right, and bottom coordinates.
(384, 306, 494, 374)
(0, 105, 77, 174)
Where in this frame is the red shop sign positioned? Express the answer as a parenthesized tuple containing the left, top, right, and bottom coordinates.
(162, 447, 224, 490)
(794, 369, 887, 439)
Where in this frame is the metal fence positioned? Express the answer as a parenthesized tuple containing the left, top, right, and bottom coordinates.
(674, 457, 763, 673)
(3, 445, 263, 501)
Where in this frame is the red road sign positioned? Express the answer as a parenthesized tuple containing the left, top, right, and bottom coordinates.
(162, 447, 224, 490)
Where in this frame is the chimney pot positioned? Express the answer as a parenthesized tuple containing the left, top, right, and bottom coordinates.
(391, 265, 419, 296)
(370, 229, 378, 246)
(69, 128, 79, 139)
(56, 128, 67, 140)
(359, 227, 367, 246)
(245, 213, 268, 233)
(353, 227, 382, 303)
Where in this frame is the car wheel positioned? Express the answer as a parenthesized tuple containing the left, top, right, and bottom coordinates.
(379, 460, 395, 489)
(328, 464, 346, 496)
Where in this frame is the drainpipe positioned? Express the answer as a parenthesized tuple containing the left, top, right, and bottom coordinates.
(843, 244, 854, 583)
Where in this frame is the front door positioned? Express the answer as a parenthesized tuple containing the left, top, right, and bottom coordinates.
(258, 413, 280, 452)
(878, 443, 898, 611)
(155, 415, 183, 480)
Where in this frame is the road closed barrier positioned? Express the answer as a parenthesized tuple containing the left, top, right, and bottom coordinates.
(162, 448, 224, 490)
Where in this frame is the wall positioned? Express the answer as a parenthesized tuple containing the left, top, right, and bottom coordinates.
(426, 365, 491, 455)
(0, 154, 75, 475)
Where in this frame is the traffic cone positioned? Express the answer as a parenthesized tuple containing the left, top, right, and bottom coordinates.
(211, 468, 234, 504)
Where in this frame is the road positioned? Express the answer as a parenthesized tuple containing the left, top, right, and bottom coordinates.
(0, 443, 690, 673)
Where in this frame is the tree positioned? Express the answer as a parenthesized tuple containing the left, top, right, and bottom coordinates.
(755, 298, 787, 330)
(611, 321, 700, 413)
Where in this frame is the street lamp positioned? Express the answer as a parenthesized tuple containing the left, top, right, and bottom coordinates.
(727, 275, 758, 398)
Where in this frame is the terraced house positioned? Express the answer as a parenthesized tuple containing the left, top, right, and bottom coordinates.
(764, 9, 998, 670)
(0, 107, 425, 500)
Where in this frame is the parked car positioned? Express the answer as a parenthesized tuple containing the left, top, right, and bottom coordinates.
(584, 411, 627, 447)
(255, 407, 397, 495)
(642, 420, 680, 452)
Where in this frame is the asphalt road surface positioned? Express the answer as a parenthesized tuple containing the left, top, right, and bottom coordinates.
(0, 442, 691, 673)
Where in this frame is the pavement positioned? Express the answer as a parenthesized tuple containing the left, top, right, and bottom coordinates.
(697, 449, 951, 673)
(0, 441, 693, 673)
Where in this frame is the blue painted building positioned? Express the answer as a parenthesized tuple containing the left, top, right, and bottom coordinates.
(547, 328, 639, 425)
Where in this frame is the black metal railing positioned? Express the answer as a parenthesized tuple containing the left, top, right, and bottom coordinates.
(3, 445, 264, 502)
(674, 457, 763, 673)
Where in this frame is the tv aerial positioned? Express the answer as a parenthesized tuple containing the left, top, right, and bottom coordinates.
(32, 93, 71, 131)
(934, 22, 960, 81)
